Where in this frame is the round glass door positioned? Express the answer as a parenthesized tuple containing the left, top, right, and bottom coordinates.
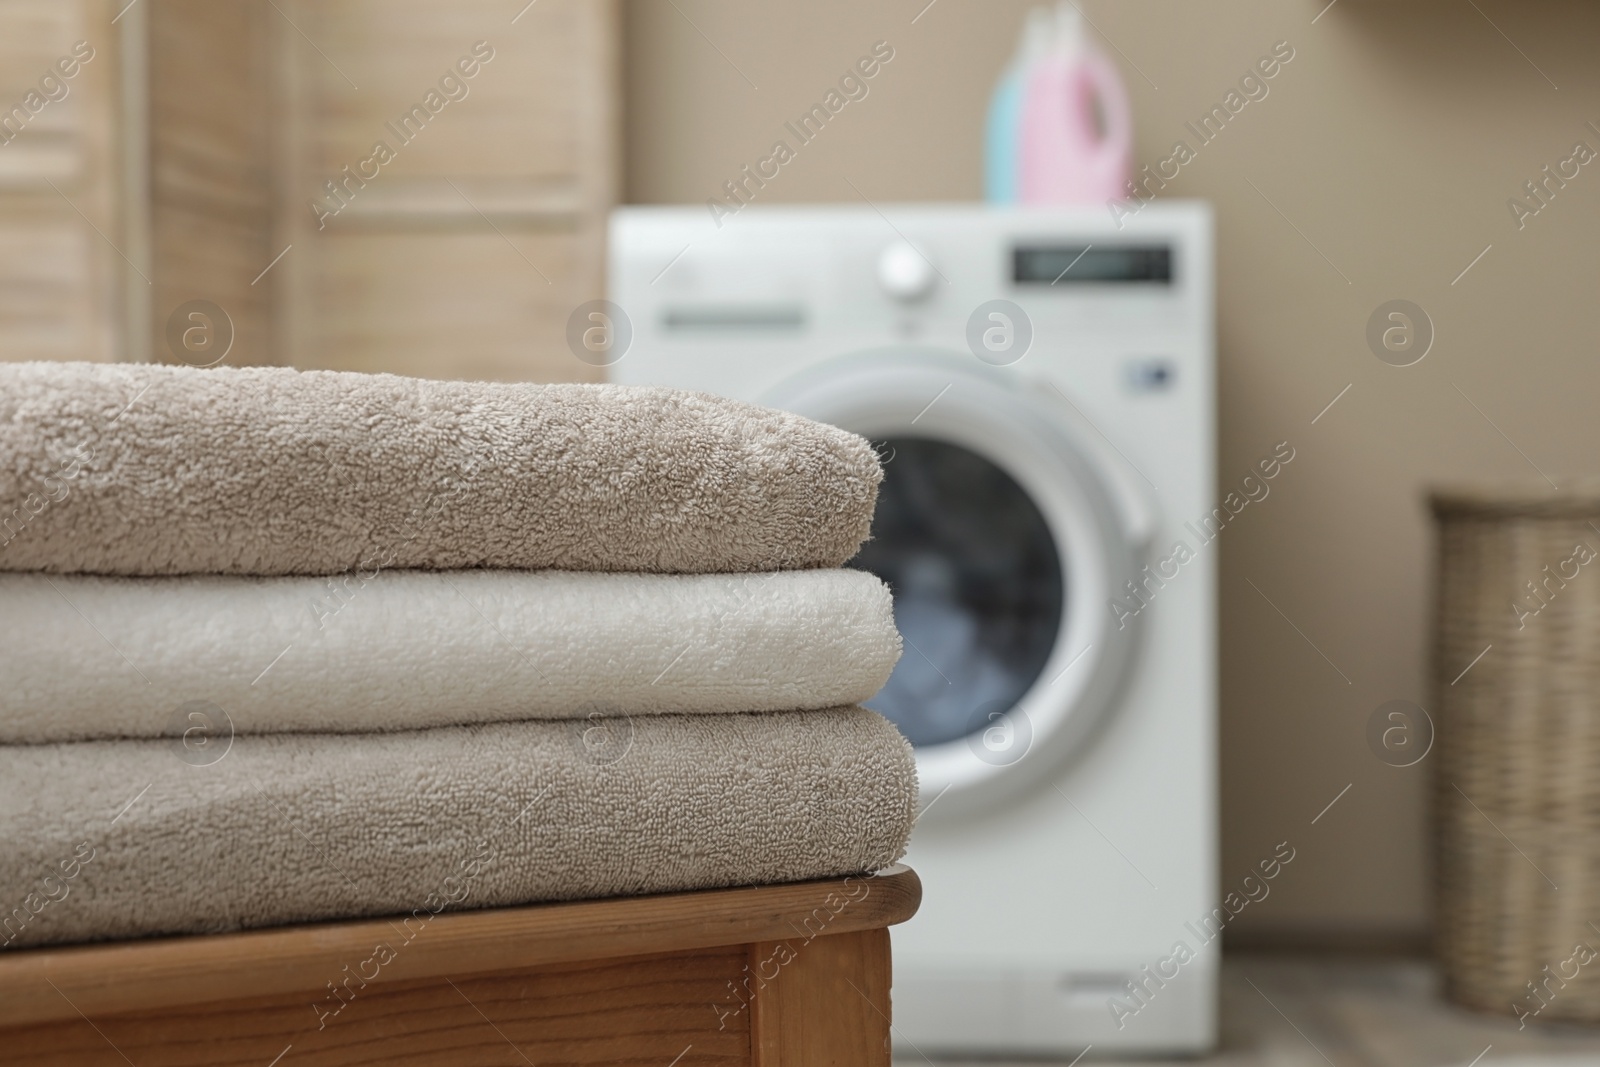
(851, 437, 1064, 749)
(765, 350, 1145, 808)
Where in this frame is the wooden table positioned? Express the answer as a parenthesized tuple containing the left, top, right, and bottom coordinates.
(0, 865, 921, 1066)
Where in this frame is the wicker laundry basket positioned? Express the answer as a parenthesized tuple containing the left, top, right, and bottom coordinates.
(1432, 485, 1600, 1023)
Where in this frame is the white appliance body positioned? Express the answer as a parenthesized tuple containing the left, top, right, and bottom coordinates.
(609, 204, 1217, 1056)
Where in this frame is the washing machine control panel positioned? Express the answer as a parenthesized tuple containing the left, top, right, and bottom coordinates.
(609, 203, 1211, 409)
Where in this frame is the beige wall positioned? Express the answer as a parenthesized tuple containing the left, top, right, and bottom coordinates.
(623, 0, 1600, 939)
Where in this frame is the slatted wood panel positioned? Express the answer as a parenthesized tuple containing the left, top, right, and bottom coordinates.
(0, 0, 125, 364)
(146, 0, 278, 367)
(0, 0, 617, 380)
(273, 0, 618, 381)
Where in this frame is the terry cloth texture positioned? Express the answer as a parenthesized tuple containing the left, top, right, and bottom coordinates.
(0, 361, 882, 577)
(0, 708, 917, 948)
(0, 569, 901, 743)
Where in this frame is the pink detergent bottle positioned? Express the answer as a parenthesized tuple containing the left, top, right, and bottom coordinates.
(1017, 3, 1132, 204)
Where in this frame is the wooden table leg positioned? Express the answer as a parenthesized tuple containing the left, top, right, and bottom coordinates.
(750, 928, 893, 1067)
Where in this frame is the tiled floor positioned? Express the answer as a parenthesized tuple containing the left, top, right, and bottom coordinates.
(908, 955, 1600, 1067)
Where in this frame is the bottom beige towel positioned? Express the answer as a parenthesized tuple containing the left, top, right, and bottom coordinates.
(0, 708, 916, 949)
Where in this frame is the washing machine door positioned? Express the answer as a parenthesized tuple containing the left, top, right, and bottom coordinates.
(766, 350, 1155, 812)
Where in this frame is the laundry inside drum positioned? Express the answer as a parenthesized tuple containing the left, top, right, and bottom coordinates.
(850, 436, 1065, 748)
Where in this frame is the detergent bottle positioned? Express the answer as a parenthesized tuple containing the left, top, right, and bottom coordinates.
(1015, 2, 1133, 204)
(984, 8, 1054, 203)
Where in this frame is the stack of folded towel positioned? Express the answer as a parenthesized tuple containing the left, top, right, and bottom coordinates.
(0, 361, 915, 949)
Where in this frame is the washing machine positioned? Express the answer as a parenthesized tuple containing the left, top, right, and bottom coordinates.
(608, 203, 1216, 1056)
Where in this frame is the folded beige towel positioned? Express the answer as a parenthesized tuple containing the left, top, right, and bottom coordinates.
(0, 362, 881, 576)
(0, 708, 916, 948)
(0, 569, 899, 743)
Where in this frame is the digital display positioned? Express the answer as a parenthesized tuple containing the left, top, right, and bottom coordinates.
(1013, 245, 1173, 285)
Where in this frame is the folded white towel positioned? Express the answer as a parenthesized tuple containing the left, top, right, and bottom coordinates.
(0, 569, 899, 743)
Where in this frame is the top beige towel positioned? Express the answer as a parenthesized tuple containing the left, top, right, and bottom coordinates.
(0, 362, 881, 576)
